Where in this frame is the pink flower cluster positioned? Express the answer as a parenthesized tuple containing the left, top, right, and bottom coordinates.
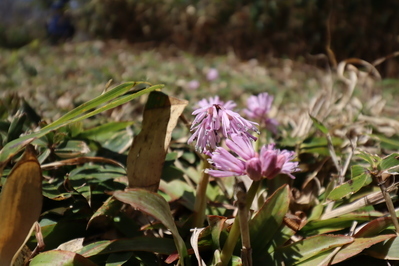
(187, 96, 258, 152)
(244, 92, 278, 134)
(206, 134, 299, 181)
(188, 95, 299, 180)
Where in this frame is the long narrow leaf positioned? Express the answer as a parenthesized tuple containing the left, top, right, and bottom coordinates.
(250, 185, 290, 264)
(0, 83, 162, 169)
(77, 237, 177, 257)
(43, 82, 145, 127)
(30, 250, 96, 266)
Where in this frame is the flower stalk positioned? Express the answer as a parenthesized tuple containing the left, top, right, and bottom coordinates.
(192, 155, 211, 228)
(237, 186, 252, 266)
(219, 180, 261, 266)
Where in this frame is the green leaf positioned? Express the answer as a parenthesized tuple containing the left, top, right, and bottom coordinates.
(22, 98, 41, 125)
(299, 137, 343, 156)
(106, 252, 134, 266)
(309, 114, 329, 134)
(29, 220, 87, 251)
(327, 172, 372, 201)
(77, 121, 134, 142)
(355, 216, 394, 237)
(250, 185, 290, 264)
(208, 215, 228, 250)
(276, 235, 354, 265)
(102, 131, 133, 153)
(307, 203, 325, 221)
(7, 110, 26, 143)
(301, 213, 380, 236)
(159, 179, 195, 210)
(112, 189, 188, 265)
(267, 224, 297, 265)
(88, 197, 123, 226)
(380, 153, 399, 172)
(0, 82, 162, 169)
(351, 165, 366, 177)
(365, 236, 399, 260)
(296, 234, 395, 266)
(0, 121, 10, 132)
(77, 237, 177, 257)
(54, 140, 90, 159)
(30, 250, 96, 266)
(68, 164, 126, 183)
(356, 150, 380, 168)
(370, 133, 399, 150)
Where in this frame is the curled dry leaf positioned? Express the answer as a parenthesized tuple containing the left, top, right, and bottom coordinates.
(0, 145, 43, 265)
(127, 91, 188, 192)
(190, 227, 207, 266)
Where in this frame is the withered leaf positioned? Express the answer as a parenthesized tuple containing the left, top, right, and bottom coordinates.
(127, 91, 188, 192)
(0, 145, 43, 265)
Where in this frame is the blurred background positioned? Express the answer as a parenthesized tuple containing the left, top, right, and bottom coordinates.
(2, 0, 399, 122)
(2, 0, 399, 76)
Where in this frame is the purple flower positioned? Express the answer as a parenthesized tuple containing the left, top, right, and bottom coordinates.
(259, 143, 298, 179)
(206, 134, 299, 180)
(244, 93, 278, 133)
(188, 80, 200, 90)
(206, 68, 219, 81)
(188, 97, 258, 152)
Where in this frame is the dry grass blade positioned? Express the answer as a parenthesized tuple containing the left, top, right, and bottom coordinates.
(190, 228, 207, 266)
(41, 156, 124, 170)
(127, 91, 188, 191)
(372, 51, 399, 68)
(321, 183, 399, 220)
(0, 145, 43, 265)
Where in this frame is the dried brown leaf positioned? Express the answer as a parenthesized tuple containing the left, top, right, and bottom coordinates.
(127, 91, 188, 191)
(0, 145, 43, 265)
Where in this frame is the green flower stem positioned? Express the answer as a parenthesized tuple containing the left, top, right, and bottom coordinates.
(192, 155, 210, 228)
(237, 189, 252, 266)
(219, 180, 261, 266)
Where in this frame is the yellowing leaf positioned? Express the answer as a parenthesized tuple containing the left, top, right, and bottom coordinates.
(126, 91, 188, 191)
(0, 145, 43, 265)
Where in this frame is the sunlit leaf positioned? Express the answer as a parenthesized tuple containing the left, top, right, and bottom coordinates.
(296, 234, 395, 266)
(355, 216, 394, 237)
(54, 140, 90, 159)
(77, 121, 134, 142)
(380, 153, 399, 172)
(30, 250, 96, 266)
(276, 235, 354, 265)
(356, 150, 380, 168)
(301, 213, 380, 236)
(327, 172, 372, 201)
(309, 114, 329, 134)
